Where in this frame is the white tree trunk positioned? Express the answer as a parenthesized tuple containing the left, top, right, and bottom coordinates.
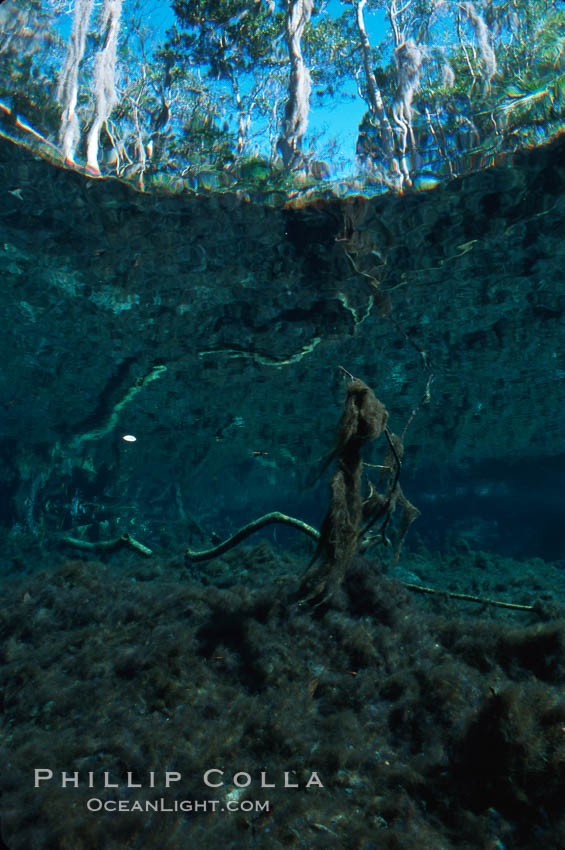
(86, 0, 123, 175)
(56, 0, 95, 164)
(278, 0, 314, 169)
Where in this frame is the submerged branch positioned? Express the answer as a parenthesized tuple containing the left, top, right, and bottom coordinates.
(59, 532, 153, 557)
(185, 512, 319, 562)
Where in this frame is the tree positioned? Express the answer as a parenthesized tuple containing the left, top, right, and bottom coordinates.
(2, 0, 563, 194)
(167, 0, 354, 175)
(277, 0, 314, 167)
(340, 0, 564, 189)
(165, 0, 285, 163)
(0, 0, 61, 139)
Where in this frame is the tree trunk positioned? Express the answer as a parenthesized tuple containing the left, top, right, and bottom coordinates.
(56, 0, 95, 164)
(278, 0, 313, 169)
(86, 0, 123, 175)
(356, 0, 395, 161)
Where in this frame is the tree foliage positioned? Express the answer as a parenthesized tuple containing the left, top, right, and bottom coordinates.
(1, 0, 563, 195)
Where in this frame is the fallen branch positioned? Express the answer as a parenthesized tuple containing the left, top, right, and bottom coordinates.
(401, 582, 536, 611)
(59, 532, 153, 557)
(185, 512, 319, 562)
(183, 513, 538, 613)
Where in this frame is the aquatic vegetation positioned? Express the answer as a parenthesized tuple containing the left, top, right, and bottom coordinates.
(1, 553, 565, 848)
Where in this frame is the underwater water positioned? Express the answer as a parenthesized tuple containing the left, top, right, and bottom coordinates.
(2, 2, 565, 849)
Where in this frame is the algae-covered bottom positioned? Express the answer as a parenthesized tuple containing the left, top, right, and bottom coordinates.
(1, 544, 565, 850)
